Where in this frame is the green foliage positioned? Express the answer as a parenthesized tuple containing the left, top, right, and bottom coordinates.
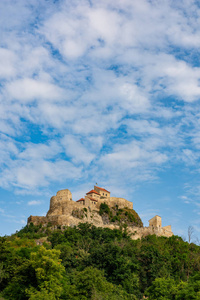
(99, 203, 110, 215)
(146, 274, 200, 300)
(28, 288, 58, 300)
(99, 204, 143, 227)
(111, 215, 120, 222)
(146, 277, 178, 299)
(0, 293, 5, 300)
(175, 273, 200, 300)
(62, 266, 136, 300)
(26, 246, 65, 299)
(2, 246, 65, 300)
(16, 223, 46, 239)
(1, 225, 200, 299)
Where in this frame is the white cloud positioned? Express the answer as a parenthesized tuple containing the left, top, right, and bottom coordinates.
(125, 119, 161, 136)
(0, 134, 19, 165)
(0, 48, 17, 78)
(20, 219, 26, 225)
(61, 135, 95, 165)
(100, 140, 168, 173)
(180, 149, 199, 165)
(162, 60, 200, 102)
(120, 83, 150, 113)
(35, 103, 78, 129)
(6, 78, 64, 102)
(0, 153, 82, 191)
(28, 200, 41, 206)
(18, 141, 62, 160)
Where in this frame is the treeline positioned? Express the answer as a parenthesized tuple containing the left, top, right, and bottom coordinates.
(0, 223, 200, 299)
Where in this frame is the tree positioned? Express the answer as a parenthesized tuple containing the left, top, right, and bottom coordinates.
(176, 273, 200, 300)
(3, 246, 66, 300)
(146, 277, 178, 299)
(26, 246, 65, 299)
(188, 226, 194, 244)
(62, 266, 136, 300)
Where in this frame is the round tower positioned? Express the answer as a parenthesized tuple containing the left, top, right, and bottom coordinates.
(46, 189, 72, 217)
(56, 189, 72, 201)
(49, 196, 57, 210)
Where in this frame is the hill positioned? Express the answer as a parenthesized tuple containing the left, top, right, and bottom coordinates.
(0, 223, 200, 299)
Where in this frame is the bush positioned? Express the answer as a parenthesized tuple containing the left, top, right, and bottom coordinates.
(99, 203, 110, 215)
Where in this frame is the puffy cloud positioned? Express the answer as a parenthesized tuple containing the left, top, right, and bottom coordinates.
(61, 135, 95, 165)
(0, 159, 82, 191)
(5, 78, 64, 102)
(18, 141, 62, 160)
(100, 140, 168, 171)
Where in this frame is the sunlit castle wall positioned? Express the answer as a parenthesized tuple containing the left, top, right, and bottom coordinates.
(47, 189, 72, 216)
(96, 197, 133, 210)
(149, 216, 162, 229)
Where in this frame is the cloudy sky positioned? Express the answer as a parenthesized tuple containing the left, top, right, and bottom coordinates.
(1, 0, 200, 240)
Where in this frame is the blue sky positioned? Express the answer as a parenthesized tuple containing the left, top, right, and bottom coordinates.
(1, 0, 200, 241)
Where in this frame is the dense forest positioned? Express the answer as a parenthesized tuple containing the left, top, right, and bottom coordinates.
(0, 222, 200, 299)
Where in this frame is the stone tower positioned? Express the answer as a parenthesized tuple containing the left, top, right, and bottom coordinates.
(148, 215, 162, 229)
(46, 189, 72, 217)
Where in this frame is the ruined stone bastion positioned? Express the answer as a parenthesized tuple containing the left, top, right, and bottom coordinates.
(27, 185, 173, 239)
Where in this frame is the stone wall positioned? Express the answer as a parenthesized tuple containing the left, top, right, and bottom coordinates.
(108, 197, 133, 210)
(130, 226, 173, 240)
(27, 215, 48, 226)
(89, 197, 133, 210)
(163, 225, 172, 231)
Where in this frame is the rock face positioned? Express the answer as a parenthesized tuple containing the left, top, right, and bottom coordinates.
(27, 186, 173, 239)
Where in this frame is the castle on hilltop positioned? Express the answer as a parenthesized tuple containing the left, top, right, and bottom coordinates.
(46, 185, 133, 216)
(28, 185, 173, 239)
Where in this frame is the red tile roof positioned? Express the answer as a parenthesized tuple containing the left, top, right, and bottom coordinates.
(76, 198, 85, 202)
(94, 186, 110, 193)
(86, 189, 100, 195)
(88, 197, 98, 202)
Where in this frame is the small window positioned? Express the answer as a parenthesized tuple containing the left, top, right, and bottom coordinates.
(103, 193, 104, 195)
(106, 194, 107, 196)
